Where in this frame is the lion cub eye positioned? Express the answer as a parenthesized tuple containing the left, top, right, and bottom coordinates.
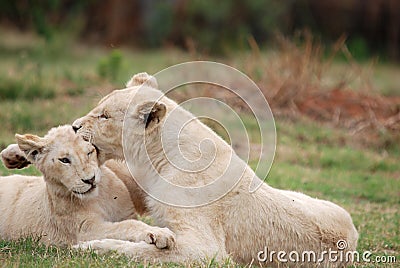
(59, 158, 71, 164)
(99, 111, 110, 120)
(87, 149, 95, 157)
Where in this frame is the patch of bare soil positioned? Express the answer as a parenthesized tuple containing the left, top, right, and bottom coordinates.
(169, 82, 400, 149)
(297, 88, 400, 134)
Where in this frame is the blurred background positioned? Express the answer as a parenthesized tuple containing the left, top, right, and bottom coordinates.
(0, 0, 399, 145)
(1, 0, 400, 59)
(1, 0, 399, 59)
(0, 0, 399, 266)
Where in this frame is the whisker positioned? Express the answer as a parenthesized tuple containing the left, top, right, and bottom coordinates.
(77, 129, 94, 144)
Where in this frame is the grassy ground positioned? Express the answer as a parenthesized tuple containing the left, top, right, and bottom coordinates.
(0, 28, 399, 267)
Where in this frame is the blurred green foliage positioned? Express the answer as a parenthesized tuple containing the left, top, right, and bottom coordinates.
(0, 0, 90, 41)
(174, 0, 291, 53)
(0, 76, 55, 101)
(1, 0, 398, 59)
(347, 37, 371, 61)
(0, 0, 290, 54)
(97, 49, 123, 82)
(143, 1, 175, 47)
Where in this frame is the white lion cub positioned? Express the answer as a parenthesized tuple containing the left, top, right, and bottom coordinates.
(72, 73, 358, 266)
(0, 125, 175, 247)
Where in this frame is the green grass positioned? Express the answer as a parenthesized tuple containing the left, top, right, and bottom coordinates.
(263, 119, 399, 266)
(0, 28, 399, 267)
(0, 238, 150, 267)
(0, 79, 55, 101)
(0, 238, 232, 267)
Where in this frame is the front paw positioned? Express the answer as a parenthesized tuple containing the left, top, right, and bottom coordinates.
(1, 144, 31, 169)
(143, 227, 176, 249)
(73, 239, 127, 254)
(73, 240, 98, 250)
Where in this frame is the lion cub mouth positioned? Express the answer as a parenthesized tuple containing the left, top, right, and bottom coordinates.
(72, 175, 97, 195)
(72, 184, 97, 195)
(78, 130, 93, 143)
(92, 144, 100, 155)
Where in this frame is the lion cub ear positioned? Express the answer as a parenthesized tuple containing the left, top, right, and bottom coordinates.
(136, 101, 166, 131)
(15, 134, 45, 162)
(126, 72, 158, 89)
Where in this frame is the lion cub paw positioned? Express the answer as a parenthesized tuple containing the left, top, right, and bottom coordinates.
(73, 239, 132, 254)
(0, 144, 31, 169)
(143, 227, 176, 249)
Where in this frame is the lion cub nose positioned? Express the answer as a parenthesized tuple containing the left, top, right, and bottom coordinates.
(82, 176, 95, 185)
(72, 125, 82, 133)
(72, 118, 83, 133)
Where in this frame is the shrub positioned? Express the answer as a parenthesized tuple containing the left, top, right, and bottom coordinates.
(97, 49, 123, 82)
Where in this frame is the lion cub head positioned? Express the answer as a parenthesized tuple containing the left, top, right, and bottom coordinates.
(72, 72, 168, 164)
(16, 125, 100, 199)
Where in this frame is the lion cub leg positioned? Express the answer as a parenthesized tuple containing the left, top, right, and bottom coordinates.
(75, 230, 226, 263)
(78, 219, 176, 249)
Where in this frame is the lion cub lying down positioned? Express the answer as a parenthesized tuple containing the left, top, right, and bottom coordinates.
(72, 73, 358, 266)
(0, 125, 175, 247)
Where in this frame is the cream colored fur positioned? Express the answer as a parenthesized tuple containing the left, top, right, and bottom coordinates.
(72, 73, 358, 266)
(1, 144, 149, 215)
(0, 126, 175, 247)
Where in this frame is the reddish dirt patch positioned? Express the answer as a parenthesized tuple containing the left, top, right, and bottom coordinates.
(169, 83, 400, 147)
(297, 89, 400, 133)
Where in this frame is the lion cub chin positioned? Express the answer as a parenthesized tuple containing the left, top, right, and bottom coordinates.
(0, 125, 176, 248)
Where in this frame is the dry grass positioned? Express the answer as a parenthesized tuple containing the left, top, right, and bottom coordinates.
(239, 33, 400, 149)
